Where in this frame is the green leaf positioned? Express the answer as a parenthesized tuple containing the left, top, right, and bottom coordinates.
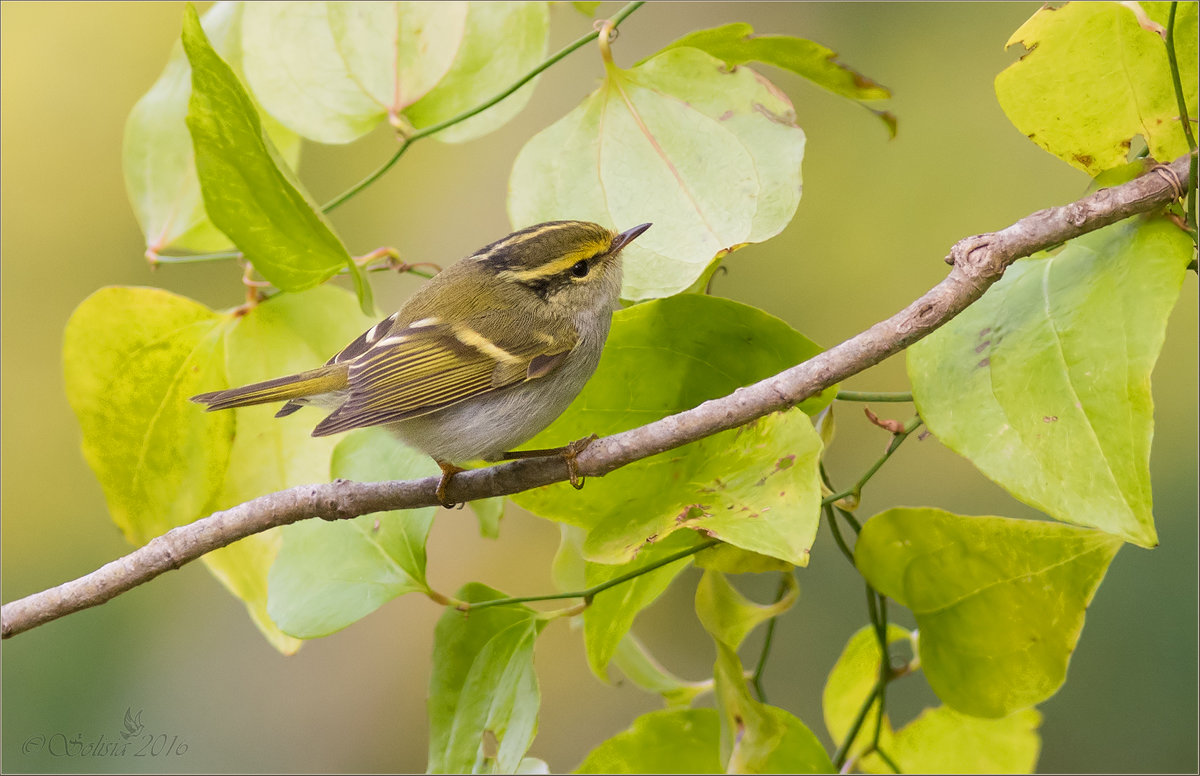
(62, 286, 302, 653)
(266, 427, 440, 638)
(205, 285, 379, 650)
(123, 1, 301, 254)
(180, 4, 371, 312)
(908, 217, 1193, 547)
(821, 624, 910, 765)
(240, 2, 547, 145)
(995, 1, 1198, 174)
(574, 708, 723, 774)
(240, 2, 465, 143)
(694, 568, 797, 650)
(512, 295, 831, 566)
(609, 634, 712, 709)
(656, 22, 896, 136)
(823, 625, 1042, 773)
(582, 531, 699, 678)
(883, 706, 1041, 775)
(429, 584, 545, 774)
(404, 2, 550, 143)
(694, 543, 793, 574)
(855, 508, 1122, 718)
(713, 640, 834, 773)
(471, 496, 505, 539)
(554, 526, 707, 690)
(550, 524, 588, 592)
(64, 287, 233, 546)
(509, 46, 805, 300)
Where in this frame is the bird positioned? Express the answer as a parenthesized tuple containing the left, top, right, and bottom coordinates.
(191, 220, 652, 506)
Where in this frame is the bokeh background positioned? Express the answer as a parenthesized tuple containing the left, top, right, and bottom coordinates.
(2, 2, 1196, 773)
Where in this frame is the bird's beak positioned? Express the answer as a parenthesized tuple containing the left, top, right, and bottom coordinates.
(610, 222, 652, 253)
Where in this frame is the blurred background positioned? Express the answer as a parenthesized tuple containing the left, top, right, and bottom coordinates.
(2, 2, 1195, 772)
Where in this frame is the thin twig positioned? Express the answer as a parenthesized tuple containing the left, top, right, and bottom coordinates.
(460, 538, 719, 613)
(835, 391, 913, 403)
(825, 504, 856, 565)
(822, 416, 922, 506)
(750, 571, 793, 703)
(1165, 2, 1198, 232)
(321, 1, 645, 214)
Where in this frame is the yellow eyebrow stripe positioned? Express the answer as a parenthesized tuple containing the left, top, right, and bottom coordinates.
(496, 247, 603, 282)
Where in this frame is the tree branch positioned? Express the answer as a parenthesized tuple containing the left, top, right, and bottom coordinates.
(2, 153, 1192, 640)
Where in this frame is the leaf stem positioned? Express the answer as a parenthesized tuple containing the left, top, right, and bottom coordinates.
(869, 591, 890, 751)
(835, 391, 913, 403)
(460, 537, 719, 613)
(750, 571, 792, 703)
(833, 676, 883, 769)
(874, 747, 902, 774)
(1165, 2, 1198, 233)
(833, 588, 896, 771)
(835, 505, 863, 535)
(321, 1, 645, 214)
(824, 504, 856, 565)
(822, 415, 922, 506)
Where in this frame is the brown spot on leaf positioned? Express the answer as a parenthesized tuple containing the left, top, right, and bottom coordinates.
(852, 72, 880, 90)
(1043, 416, 1058, 423)
(980, 327, 992, 337)
(718, 110, 735, 121)
(1073, 153, 1094, 167)
(482, 730, 499, 759)
(978, 357, 991, 368)
(975, 340, 991, 353)
(753, 101, 797, 126)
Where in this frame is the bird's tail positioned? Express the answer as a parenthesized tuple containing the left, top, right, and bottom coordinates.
(191, 365, 347, 415)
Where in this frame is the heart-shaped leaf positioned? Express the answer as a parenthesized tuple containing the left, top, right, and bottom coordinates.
(240, 2, 547, 144)
(509, 46, 805, 300)
(267, 427, 440, 639)
(995, 2, 1198, 174)
(855, 508, 1121, 718)
(512, 295, 831, 567)
(574, 708, 723, 774)
(908, 217, 1193, 547)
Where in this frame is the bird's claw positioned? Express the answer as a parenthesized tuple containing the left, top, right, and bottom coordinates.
(564, 434, 598, 490)
(436, 460, 466, 508)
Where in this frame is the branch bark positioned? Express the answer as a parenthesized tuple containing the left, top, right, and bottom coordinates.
(2, 154, 1193, 640)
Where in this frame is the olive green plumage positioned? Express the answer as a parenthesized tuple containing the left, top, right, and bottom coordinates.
(192, 220, 650, 501)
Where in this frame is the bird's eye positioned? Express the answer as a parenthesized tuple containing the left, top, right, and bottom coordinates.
(570, 260, 590, 278)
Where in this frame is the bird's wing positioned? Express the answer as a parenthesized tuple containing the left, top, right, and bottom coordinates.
(310, 309, 577, 436)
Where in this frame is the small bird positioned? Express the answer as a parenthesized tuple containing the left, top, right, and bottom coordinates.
(192, 220, 651, 506)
